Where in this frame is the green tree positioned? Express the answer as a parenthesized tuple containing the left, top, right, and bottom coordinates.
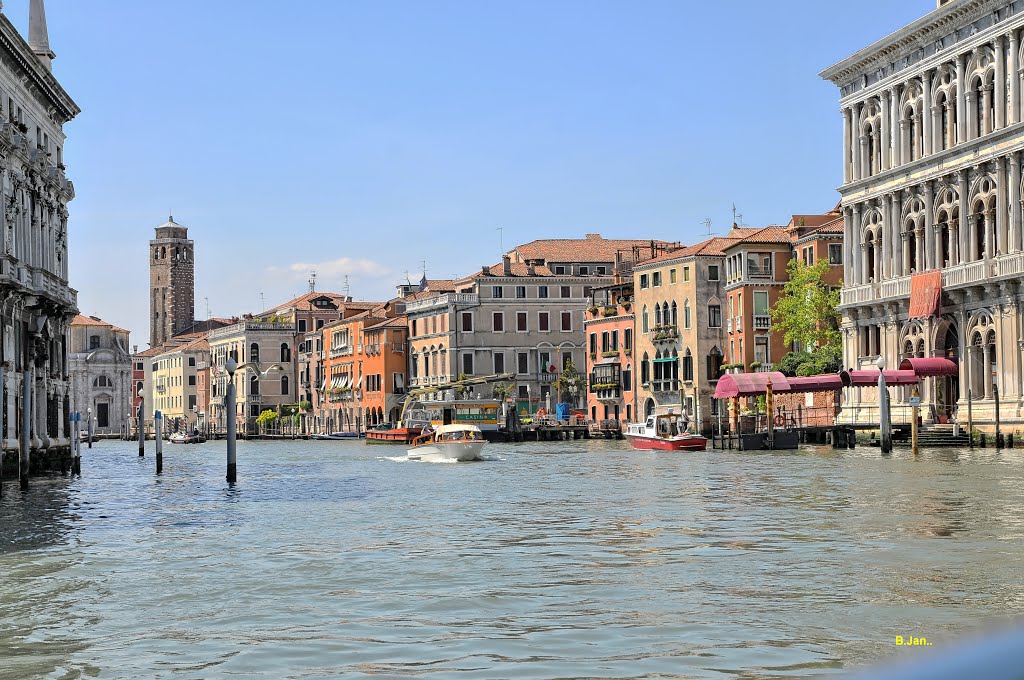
(553, 359, 583, 406)
(770, 258, 841, 352)
(492, 381, 515, 401)
(256, 409, 278, 428)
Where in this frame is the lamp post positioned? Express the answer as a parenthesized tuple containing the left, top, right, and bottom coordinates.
(155, 409, 163, 474)
(226, 357, 237, 484)
(87, 406, 93, 449)
(526, 384, 531, 420)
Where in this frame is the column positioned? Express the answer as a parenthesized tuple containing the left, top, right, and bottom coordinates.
(1010, 31, 1020, 125)
(852, 204, 863, 284)
(983, 343, 993, 399)
(983, 86, 993, 135)
(923, 71, 933, 156)
(891, 192, 902, 277)
(900, 119, 910, 163)
(924, 181, 936, 270)
(892, 85, 903, 166)
(860, 135, 869, 179)
(956, 54, 967, 142)
(843, 207, 853, 285)
(959, 170, 970, 257)
(902, 233, 911, 275)
(997, 155, 1008, 254)
(843, 108, 852, 183)
(853, 104, 863, 180)
(996, 35, 1007, 130)
(987, 210, 997, 259)
(882, 201, 892, 279)
(881, 92, 891, 171)
(1011, 150, 1022, 251)
(948, 219, 957, 267)
(966, 90, 977, 141)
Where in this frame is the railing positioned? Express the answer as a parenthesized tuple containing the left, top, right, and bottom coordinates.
(879, 274, 910, 299)
(405, 292, 479, 313)
(753, 364, 772, 373)
(753, 315, 771, 330)
(840, 282, 875, 306)
(747, 266, 773, 279)
(942, 259, 987, 288)
(366, 344, 381, 356)
(329, 346, 353, 359)
(155, 384, 166, 393)
(391, 342, 407, 353)
(733, 316, 742, 331)
(652, 380, 680, 393)
(539, 372, 556, 383)
(996, 251, 1024, 276)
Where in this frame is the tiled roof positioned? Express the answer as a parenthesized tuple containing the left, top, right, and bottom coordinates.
(71, 314, 129, 334)
(155, 336, 209, 356)
(511, 235, 674, 264)
(814, 217, 844, 234)
(635, 237, 740, 267)
(261, 291, 355, 315)
(134, 345, 168, 358)
(367, 315, 408, 330)
(464, 262, 555, 279)
(729, 226, 792, 245)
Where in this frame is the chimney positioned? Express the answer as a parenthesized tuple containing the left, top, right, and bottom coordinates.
(613, 251, 622, 284)
(481, 265, 491, 276)
(585, 233, 601, 240)
(527, 263, 536, 276)
(502, 255, 512, 275)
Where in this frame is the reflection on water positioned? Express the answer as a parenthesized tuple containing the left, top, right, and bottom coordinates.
(1, 440, 1023, 678)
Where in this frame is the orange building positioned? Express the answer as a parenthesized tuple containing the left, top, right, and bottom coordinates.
(722, 211, 844, 371)
(319, 300, 409, 432)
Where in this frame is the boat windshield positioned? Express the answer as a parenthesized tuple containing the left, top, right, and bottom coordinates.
(441, 429, 479, 441)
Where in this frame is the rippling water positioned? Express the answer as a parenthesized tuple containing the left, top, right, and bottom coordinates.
(1, 439, 1023, 678)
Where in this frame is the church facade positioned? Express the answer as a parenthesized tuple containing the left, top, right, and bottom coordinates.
(822, 0, 1024, 427)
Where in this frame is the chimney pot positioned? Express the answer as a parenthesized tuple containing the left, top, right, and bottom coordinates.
(481, 265, 491, 276)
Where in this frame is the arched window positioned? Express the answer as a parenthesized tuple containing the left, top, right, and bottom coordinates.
(161, 246, 166, 259)
(154, 248, 159, 261)
(281, 375, 289, 395)
(642, 306, 649, 334)
(250, 374, 260, 396)
(93, 375, 111, 388)
(683, 300, 691, 329)
(250, 342, 260, 363)
(280, 343, 291, 363)
(654, 303, 662, 326)
(671, 301, 678, 327)
(641, 352, 650, 385)
(682, 349, 693, 381)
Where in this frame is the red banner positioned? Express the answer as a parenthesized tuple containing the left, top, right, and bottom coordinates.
(908, 271, 942, 319)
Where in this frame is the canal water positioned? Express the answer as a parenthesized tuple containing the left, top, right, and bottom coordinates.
(1, 440, 1023, 679)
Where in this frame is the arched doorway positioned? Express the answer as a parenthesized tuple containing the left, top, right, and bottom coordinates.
(936, 323, 960, 421)
(644, 398, 656, 418)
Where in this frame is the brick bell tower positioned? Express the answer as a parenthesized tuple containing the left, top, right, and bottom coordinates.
(149, 216, 195, 348)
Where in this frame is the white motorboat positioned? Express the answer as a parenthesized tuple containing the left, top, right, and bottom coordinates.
(407, 424, 487, 462)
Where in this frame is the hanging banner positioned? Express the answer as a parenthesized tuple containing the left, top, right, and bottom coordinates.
(908, 271, 942, 319)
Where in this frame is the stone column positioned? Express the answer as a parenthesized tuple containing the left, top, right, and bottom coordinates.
(983, 342, 993, 399)
(881, 92, 891, 171)
(853, 104, 863, 180)
(923, 71, 933, 155)
(843, 207, 853, 285)
(881, 200, 891, 279)
(987, 210, 997, 259)
(966, 90, 977, 141)
(891, 192, 902, 277)
(892, 85, 903, 166)
(862, 243, 871, 284)
(843, 108, 852, 183)
(959, 170, 970, 257)
(852, 204, 863, 285)
(860, 135, 870, 178)
(900, 119, 910, 163)
(997, 35, 1007, 130)
(956, 54, 967, 142)
(983, 86, 993, 135)
(998, 155, 1009, 254)
(1011, 150, 1022, 252)
(902, 233, 911, 275)
(1011, 31, 1020, 125)
(924, 181, 936, 270)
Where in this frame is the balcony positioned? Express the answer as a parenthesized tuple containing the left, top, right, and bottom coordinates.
(391, 342, 407, 353)
(747, 266, 774, 279)
(651, 325, 679, 344)
(155, 383, 166, 393)
(329, 345, 353, 359)
(539, 372, 557, 383)
(727, 318, 733, 332)
(405, 292, 479, 314)
(753, 315, 771, 330)
(733, 316, 742, 331)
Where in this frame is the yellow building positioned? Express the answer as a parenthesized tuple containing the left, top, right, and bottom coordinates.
(149, 337, 209, 432)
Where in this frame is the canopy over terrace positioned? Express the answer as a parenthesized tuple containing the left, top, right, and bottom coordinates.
(839, 369, 919, 387)
(898, 357, 958, 377)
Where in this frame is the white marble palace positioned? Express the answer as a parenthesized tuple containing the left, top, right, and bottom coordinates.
(822, 0, 1024, 427)
(0, 0, 80, 464)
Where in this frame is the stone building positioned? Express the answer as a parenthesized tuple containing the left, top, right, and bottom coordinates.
(149, 216, 194, 348)
(584, 279, 638, 428)
(68, 315, 131, 435)
(821, 0, 1024, 426)
(150, 336, 208, 433)
(0, 0, 80, 471)
(407, 236, 674, 414)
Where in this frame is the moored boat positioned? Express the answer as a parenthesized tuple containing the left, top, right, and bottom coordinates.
(169, 432, 201, 444)
(407, 424, 487, 461)
(313, 431, 362, 440)
(625, 413, 707, 451)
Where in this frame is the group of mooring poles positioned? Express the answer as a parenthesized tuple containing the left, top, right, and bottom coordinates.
(137, 363, 238, 484)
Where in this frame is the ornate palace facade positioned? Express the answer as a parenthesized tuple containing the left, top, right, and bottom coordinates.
(0, 0, 80, 466)
(822, 0, 1024, 426)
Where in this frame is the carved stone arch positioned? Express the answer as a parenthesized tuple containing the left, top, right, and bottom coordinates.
(967, 308, 994, 332)
(901, 195, 926, 221)
(901, 79, 923, 110)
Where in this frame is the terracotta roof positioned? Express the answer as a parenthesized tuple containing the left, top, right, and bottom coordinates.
(786, 214, 836, 228)
(134, 345, 168, 358)
(636, 237, 740, 267)
(511, 236, 675, 264)
(725, 226, 793, 246)
(464, 262, 555, 279)
(261, 291, 357, 315)
(71, 314, 129, 334)
(813, 216, 844, 234)
(154, 336, 209, 356)
(375, 316, 409, 329)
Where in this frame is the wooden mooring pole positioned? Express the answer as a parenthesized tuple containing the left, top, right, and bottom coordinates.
(155, 411, 163, 474)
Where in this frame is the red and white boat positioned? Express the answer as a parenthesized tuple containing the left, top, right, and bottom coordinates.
(625, 413, 707, 451)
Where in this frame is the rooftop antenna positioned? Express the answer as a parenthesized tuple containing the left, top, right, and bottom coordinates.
(204, 297, 210, 320)
(497, 227, 503, 257)
(702, 218, 714, 239)
(343, 275, 351, 299)
(259, 292, 266, 312)
(308, 270, 317, 293)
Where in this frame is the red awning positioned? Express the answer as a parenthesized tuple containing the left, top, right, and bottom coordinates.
(714, 371, 791, 398)
(839, 369, 919, 387)
(898, 357, 958, 377)
(781, 375, 844, 393)
(909, 271, 942, 319)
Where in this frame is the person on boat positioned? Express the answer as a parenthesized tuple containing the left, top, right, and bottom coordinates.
(680, 410, 690, 433)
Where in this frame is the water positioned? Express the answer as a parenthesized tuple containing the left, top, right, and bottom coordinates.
(1, 440, 1023, 679)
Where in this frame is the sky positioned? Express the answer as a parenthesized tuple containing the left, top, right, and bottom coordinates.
(7, 0, 935, 348)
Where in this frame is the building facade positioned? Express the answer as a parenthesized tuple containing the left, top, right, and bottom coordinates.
(821, 0, 1024, 426)
(633, 238, 734, 433)
(68, 315, 132, 435)
(150, 337, 208, 433)
(584, 281, 637, 427)
(0, 0, 80, 464)
(149, 217, 194, 348)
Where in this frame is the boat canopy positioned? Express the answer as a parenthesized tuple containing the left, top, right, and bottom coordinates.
(839, 369, 919, 387)
(898, 357, 958, 376)
(714, 372, 791, 398)
(436, 424, 483, 434)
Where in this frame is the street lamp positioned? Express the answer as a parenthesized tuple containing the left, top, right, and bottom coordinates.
(86, 406, 93, 449)
(137, 384, 145, 457)
(226, 356, 238, 483)
(525, 384, 531, 420)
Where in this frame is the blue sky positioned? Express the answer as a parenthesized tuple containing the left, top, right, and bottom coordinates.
(10, 0, 933, 346)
